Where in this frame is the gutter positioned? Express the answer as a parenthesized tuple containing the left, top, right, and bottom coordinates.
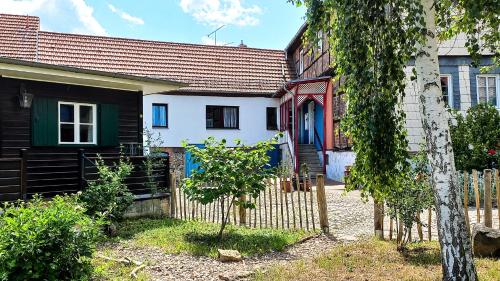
(0, 57, 187, 87)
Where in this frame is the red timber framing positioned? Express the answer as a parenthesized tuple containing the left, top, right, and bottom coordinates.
(276, 76, 331, 174)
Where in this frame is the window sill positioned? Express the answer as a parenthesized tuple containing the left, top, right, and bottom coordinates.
(152, 126, 169, 129)
(57, 144, 99, 147)
(206, 128, 240, 130)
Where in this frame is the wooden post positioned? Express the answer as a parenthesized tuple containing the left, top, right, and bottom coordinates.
(77, 149, 85, 191)
(463, 171, 470, 235)
(284, 178, 290, 229)
(308, 174, 316, 231)
(268, 181, 273, 228)
(428, 207, 432, 241)
(316, 174, 329, 233)
(19, 149, 28, 200)
(389, 218, 393, 240)
(263, 183, 268, 228)
(274, 178, 279, 228)
(374, 200, 384, 240)
(296, 173, 303, 229)
(291, 174, 297, 229)
(303, 175, 309, 231)
(239, 194, 247, 226)
(170, 173, 177, 218)
(258, 191, 262, 228)
(397, 218, 404, 245)
(484, 169, 493, 228)
(496, 169, 500, 229)
(416, 212, 423, 242)
(473, 169, 480, 223)
(279, 177, 284, 229)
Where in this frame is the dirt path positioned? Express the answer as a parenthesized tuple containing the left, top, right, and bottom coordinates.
(103, 233, 339, 281)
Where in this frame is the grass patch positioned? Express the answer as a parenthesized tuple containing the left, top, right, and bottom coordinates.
(255, 239, 500, 281)
(110, 218, 310, 257)
(92, 250, 150, 281)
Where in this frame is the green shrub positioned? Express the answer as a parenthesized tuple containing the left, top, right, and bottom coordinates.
(79, 154, 134, 221)
(451, 103, 500, 171)
(0, 195, 102, 281)
(385, 147, 434, 246)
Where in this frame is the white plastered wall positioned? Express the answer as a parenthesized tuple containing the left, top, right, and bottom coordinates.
(143, 94, 280, 147)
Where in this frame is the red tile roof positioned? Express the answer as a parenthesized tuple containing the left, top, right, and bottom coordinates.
(0, 14, 294, 95)
(0, 14, 39, 61)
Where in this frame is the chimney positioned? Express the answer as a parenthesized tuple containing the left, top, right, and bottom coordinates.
(238, 40, 247, 48)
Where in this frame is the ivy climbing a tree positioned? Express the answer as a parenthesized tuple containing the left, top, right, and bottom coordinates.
(290, 0, 498, 279)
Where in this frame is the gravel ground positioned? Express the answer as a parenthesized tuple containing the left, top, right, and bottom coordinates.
(100, 234, 339, 281)
(103, 183, 499, 280)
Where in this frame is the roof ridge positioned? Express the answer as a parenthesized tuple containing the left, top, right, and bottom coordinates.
(39, 30, 286, 53)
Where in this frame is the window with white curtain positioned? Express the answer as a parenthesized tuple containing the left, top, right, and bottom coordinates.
(440, 75, 453, 108)
(206, 105, 239, 129)
(477, 75, 499, 107)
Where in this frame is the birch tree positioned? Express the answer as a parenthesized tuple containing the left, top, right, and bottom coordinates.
(291, 0, 497, 279)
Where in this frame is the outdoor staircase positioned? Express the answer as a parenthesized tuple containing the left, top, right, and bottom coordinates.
(298, 144, 323, 178)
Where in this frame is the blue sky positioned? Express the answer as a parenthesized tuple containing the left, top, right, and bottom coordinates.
(0, 0, 306, 49)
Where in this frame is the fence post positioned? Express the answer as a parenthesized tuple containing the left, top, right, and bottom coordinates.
(496, 169, 500, 229)
(463, 171, 470, 235)
(239, 194, 247, 226)
(316, 174, 329, 233)
(374, 200, 384, 240)
(19, 149, 28, 200)
(484, 169, 492, 228)
(170, 173, 177, 218)
(473, 169, 480, 223)
(78, 149, 85, 190)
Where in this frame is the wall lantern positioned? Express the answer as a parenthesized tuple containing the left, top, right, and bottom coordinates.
(19, 83, 34, 109)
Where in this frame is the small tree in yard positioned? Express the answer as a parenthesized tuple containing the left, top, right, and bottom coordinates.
(182, 135, 279, 240)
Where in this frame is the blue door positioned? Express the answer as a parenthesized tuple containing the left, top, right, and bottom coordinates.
(184, 144, 205, 177)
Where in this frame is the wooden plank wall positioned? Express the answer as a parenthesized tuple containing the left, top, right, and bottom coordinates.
(0, 77, 143, 198)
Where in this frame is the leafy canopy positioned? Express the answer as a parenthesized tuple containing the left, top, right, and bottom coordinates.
(182, 135, 279, 237)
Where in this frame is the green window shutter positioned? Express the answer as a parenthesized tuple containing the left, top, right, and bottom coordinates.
(31, 97, 58, 146)
(99, 104, 119, 147)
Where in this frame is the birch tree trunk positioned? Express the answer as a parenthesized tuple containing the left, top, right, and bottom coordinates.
(415, 0, 477, 279)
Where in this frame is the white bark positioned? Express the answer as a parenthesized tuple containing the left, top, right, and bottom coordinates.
(415, 0, 477, 280)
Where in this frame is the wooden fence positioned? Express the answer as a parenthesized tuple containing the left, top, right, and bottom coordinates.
(379, 168, 500, 242)
(81, 152, 170, 196)
(170, 173, 329, 232)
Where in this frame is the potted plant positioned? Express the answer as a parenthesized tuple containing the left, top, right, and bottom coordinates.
(277, 164, 293, 192)
(299, 163, 312, 191)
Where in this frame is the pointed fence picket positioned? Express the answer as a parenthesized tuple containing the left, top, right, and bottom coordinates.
(170, 173, 328, 233)
(386, 168, 499, 242)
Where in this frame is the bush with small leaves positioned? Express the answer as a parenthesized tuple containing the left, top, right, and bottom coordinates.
(0, 195, 102, 281)
(79, 153, 134, 222)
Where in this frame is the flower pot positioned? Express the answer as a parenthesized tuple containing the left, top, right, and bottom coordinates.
(299, 180, 311, 191)
(282, 180, 293, 192)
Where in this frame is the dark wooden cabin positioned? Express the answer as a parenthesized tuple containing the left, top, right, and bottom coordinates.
(0, 58, 183, 201)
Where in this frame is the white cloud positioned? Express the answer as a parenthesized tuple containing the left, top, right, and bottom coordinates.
(0, 0, 106, 36)
(108, 4, 144, 25)
(70, 0, 106, 35)
(179, 0, 262, 27)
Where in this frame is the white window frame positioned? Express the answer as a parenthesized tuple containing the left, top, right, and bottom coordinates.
(440, 74, 453, 108)
(476, 74, 500, 108)
(58, 101, 97, 145)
